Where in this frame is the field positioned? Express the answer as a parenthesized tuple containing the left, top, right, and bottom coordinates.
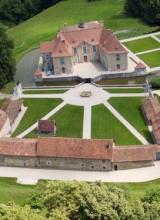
(123, 37, 160, 53)
(105, 88, 144, 93)
(92, 104, 140, 145)
(8, 0, 157, 61)
(13, 98, 62, 137)
(26, 104, 84, 138)
(0, 178, 35, 205)
(138, 50, 160, 68)
(109, 97, 153, 143)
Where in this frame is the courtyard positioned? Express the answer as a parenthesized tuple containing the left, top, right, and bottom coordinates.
(10, 83, 155, 146)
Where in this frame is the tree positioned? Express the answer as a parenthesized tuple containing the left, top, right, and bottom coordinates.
(0, 24, 15, 88)
(125, 0, 160, 25)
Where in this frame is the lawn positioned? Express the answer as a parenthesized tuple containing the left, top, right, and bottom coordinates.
(105, 88, 144, 93)
(23, 89, 67, 94)
(0, 82, 15, 94)
(8, 0, 157, 61)
(123, 37, 160, 53)
(0, 177, 159, 205)
(109, 97, 153, 143)
(92, 104, 140, 145)
(13, 98, 62, 137)
(0, 177, 34, 205)
(26, 104, 84, 138)
(139, 50, 160, 67)
(96, 76, 146, 85)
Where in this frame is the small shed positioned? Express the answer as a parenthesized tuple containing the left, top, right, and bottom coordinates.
(38, 120, 56, 135)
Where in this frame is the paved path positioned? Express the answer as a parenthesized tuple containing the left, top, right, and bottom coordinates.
(0, 163, 160, 185)
(15, 49, 39, 87)
(17, 102, 66, 138)
(83, 105, 92, 139)
(152, 35, 160, 43)
(103, 101, 149, 144)
(121, 31, 160, 43)
(111, 93, 146, 97)
(136, 48, 160, 56)
(21, 94, 64, 99)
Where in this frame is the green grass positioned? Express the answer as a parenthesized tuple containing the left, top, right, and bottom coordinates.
(106, 179, 160, 202)
(92, 104, 140, 145)
(96, 76, 146, 85)
(8, 0, 157, 61)
(105, 88, 144, 93)
(139, 50, 160, 67)
(27, 104, 84, 138)
(124, 37, 160, 53)
(109, 97, 153, 143)
(23, 89, 67, 94)
(0, 177, 34, 205)
(13, 98, 62, 136)
(0, 177, 159, 205)
(0, 82, 15, 94)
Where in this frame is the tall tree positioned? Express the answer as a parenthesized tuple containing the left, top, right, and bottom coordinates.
(0, 24, 15, 88)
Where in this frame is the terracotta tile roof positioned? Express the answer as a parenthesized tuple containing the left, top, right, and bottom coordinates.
(142, 97, 160, 122)
(135, 62, 146, 69)
(38, 120, 54, 133)
(0, 138, 37, 156)
(0, 110, 8, 130)
(37, 137, 114, 160)
(40, 21, 127, 57)
(1, 99, 23, 125)
(112, 146, 155, 162)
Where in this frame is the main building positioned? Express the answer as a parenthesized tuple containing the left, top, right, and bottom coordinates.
(38, 21, 128, 76)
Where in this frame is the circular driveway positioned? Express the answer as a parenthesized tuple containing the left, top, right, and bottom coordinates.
(15, 49, 39, 87)
(63, 83, 110, 106)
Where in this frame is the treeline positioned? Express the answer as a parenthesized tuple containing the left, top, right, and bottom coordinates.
(125, 0, 160, 25)
(0, 0, 61, 25)
(1, 181, 160, 219)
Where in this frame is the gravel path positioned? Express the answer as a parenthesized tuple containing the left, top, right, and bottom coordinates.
(15, 49, 39, 87)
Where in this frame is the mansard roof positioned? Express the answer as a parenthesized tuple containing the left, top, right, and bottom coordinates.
(40, 21, 127, 57)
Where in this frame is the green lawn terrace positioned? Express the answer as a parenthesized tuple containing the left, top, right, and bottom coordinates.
(138, 50, 160, 68)
(123, 37, 160, 53)
(8, 0, 158, 61)
(104, 88, 144, 93)
(108, 97, 153, 143)
(26, 104, 84, 138)
(92, 104, 141, 145)
(13, 98, 62, 137)
(23, 89, 67, 94)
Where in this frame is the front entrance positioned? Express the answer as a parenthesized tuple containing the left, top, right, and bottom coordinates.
(84, 56, 88, 62)
(156, 152, 160, 160)
(62, 67, 66, 73)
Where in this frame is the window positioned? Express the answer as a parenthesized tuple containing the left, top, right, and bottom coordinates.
(93, 46, 96, 53)
(91, 165, 95, 169)
(83, 47, 87, 53)
(81, 163, 85, 167)
(74, 48, 77, 55)
(103, 166, 106, 170)
(116, 54, 120, 61)
(117, 64, 120, 69)
(45, 54, 50, 61)
(60, 57, 65, 65)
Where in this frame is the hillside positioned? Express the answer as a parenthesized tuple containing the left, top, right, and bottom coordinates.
(8, 0, 158, 61)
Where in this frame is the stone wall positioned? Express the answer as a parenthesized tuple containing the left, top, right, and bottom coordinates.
(0, 155, 154, 171)
(112, 161, 154, 170)
(53, 57, 73, 74)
